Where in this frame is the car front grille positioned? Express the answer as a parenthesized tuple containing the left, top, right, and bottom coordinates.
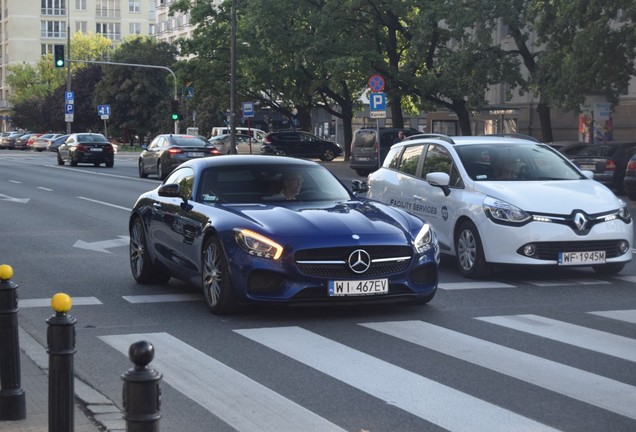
(295, 246, 413, 278)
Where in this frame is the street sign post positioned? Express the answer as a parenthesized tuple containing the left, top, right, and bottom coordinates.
(97, 105, 111, 138)
(368, 74, 385, 92)
(242, 102, 254, 118)
(369, 92, 387, 118)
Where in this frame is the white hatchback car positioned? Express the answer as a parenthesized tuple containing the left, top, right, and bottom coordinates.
(364, 134, 633, 278)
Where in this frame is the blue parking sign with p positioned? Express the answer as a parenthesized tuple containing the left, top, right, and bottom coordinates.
(370, 93, 386, 111)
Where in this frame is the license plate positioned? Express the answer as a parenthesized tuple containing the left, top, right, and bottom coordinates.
(328, 278, 388, 296)
(186, 152, 205, 157)
(558, 250, 606, 265)
(580, 164, 596, 171)
(357, 157, 370, 161)
(89, 147, 103, 152)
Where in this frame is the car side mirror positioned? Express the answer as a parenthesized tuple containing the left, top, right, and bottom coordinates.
(351, 179, 369, 194)
(426, 172, 451, 196)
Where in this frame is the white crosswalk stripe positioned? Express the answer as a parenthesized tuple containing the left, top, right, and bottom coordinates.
(98, 309, 636, 432)
(589, 308, 636, 324)
(361, 320, 636, 420)
(476, 314, 636, 362)
(235, 326, 558, 432)
(99, 332, 346, 432)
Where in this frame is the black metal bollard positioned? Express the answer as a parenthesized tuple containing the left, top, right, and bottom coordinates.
(0, 264, 26, 420)
(47, 293, 77, 432)
(122, 340, 162, 432)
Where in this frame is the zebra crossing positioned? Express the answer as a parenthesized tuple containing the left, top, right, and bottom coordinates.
(95, 308, 636, 432)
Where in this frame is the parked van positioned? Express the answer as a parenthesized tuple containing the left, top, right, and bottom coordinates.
(210, 127, 267, 142)
(349, 127, 421, 176)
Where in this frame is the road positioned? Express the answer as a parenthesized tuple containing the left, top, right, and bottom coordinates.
(1, 150, 635, 432)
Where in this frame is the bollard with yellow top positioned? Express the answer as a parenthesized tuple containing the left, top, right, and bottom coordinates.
(47, 292, 77, 432)
(0, 264, 26, 420)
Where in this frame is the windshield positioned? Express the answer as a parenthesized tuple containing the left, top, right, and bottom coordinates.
(172, 136, 210, 147)
(199, 164, 352, 204)
(455, 143, 585, 181)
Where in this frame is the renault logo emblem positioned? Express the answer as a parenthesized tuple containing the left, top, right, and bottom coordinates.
(573, 212, 588, 231)
(348, 249, 371, 274)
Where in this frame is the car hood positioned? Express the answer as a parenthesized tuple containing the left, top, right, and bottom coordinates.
(474, 180, 624, 213)
(219, 200, 417, 242)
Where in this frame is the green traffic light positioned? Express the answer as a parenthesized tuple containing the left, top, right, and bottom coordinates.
(56, 60, 64, 67)
(171, 113, 179, 121)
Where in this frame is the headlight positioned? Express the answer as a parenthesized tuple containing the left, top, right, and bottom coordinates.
(234, 228, 284, 260)
(617, 203, 631, 223)
(414, 223, 437, 253)
(483, 196, 531, 224)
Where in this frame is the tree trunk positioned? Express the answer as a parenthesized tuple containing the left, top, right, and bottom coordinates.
(452, 99, 472, 135)
(389, 93, 404, 129)
(537, 102, 553, 142)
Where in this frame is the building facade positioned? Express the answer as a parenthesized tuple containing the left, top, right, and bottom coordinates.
(0, 0, 157, 130)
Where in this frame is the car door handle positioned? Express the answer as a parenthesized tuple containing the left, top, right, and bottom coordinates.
(413, 195, 424, 201)
(152, 203, 162, 209)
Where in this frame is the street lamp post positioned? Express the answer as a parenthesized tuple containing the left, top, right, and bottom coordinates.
(229, 0, 237, 153)
(66, 3, 71, 134)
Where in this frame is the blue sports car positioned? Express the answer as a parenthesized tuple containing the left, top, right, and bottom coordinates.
(129, 155, 439, 314)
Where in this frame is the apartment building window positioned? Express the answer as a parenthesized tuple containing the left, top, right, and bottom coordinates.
(97, 22, 121, 41)
(148, 23, 156, 35)
(42, 0, 66, 16)
(129, 0, 140, 13)
(75, 0, 86, 10)
(75, 21, 87, 33)
(96, 0, 121, 19)
(41, 44, 56, 56)
(129, 22, 140, 35)
(41, 20, 66, 39)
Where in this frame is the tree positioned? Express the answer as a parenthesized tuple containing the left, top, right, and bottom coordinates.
(93, 37, 178, 143)
(493, 0, 636, 141)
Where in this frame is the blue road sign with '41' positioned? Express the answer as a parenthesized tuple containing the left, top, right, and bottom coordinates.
(97, 105, 111, 117)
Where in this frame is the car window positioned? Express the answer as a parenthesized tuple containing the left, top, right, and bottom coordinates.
(456, 144, 583, 181)
(165, 167, 194, 200)
(353, 131, 376, 148)
(420, 144, 461, 186)
(172, 136, 209, 147)
(397, 145, 424, 176)
(578, 145, 617, 157)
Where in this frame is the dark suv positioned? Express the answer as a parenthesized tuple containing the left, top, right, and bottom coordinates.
(349, 127, 421, 176)
(261, 131, 342, 161)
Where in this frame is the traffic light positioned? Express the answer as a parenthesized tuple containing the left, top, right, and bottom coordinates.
(171, 99, 180, 121)
(54, 45, 65, 68)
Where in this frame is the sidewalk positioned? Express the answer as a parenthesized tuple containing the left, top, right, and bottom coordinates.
(1, 328, 125, 432)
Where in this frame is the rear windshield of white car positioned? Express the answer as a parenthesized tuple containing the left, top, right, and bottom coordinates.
(455, 144, 585, 181)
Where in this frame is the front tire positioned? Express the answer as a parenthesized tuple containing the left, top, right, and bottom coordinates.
(455, 220, 492, 278)
(157, 162, 166, 180)
(201, 236, 240, 314)
(57, 155, 64, 166)
(320, 149, 336, 161)
(138, 161, 148, 178)
(129, 217, 171, 284)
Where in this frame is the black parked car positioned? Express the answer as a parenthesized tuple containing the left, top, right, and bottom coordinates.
(349, 127, 421, 176)
(138, 134, 219, 180)
(57, 133, 115, 167)
(261, 131, 342, 161)
(569, 141, 636, 194)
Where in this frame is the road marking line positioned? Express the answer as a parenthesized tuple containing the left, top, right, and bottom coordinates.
(438, 281, 515, 290)
(37, 186, 53, 191)
(19, 296, 102, 308)
(123, 293, 201, 303)
(523, 279, 609, 286)
(236, 326, 557, 432)
(77, 196, 130, 211)
(589, 309, 636, 324)
(362, 320, 636, 420)
(477, 314, 636, 362)
(100, 332, 345, 432)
